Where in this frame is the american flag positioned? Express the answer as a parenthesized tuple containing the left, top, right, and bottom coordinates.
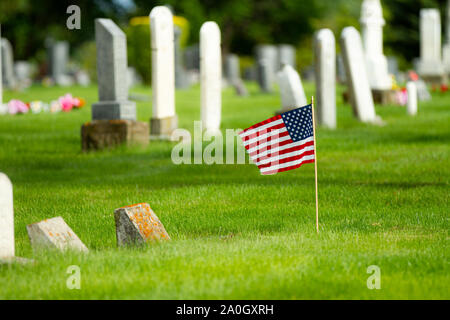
(239, 104, 315, 175)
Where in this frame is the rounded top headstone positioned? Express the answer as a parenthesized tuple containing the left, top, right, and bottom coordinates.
(150, 6, 174, 49)
(316, 28, 335, 43)
(0, 173, 12, 190)
(360, 0, 385, 26)
(200, 21, 221, 44)
(341, 26, 359, 41)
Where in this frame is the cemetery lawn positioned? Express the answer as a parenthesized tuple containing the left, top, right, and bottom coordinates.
(0, 82, 448, 300)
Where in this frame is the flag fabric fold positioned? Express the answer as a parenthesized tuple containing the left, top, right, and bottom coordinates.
(239, 104, 315, 175)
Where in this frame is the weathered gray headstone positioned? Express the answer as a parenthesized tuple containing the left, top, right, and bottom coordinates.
(255, 44, 278, 86)
(200, 21, 222, 133)
(0, 173, 14, 260)
(225, 54, 248, 96)
(444, 0, 450, 74)
(47, 40, 71, 86)
(360, 0, 391, 90)
(277, 64, 307, 114)
(418, 9, 445, 79)
(447, 0, 450, 45)
(406, 81, 418, 116)
(257, 59, 273, 93)
(340, 27, 379, 123)
(92, 19, 136, 121)
(27, 217, 88, 252)
(174, 26, 190, 89)
(114, 203, 170, 247)
(336, 54, 347, 83)
(278, 44, 296, 69)
(387, 56, 399, 78)
(225, 54, 240, 84)
(184, 44, 199, 70)
(1, 38, 15, 88)
(314, 29, 336, 129)
(81, 19, 148, 151)
(150, 6, 178, 138)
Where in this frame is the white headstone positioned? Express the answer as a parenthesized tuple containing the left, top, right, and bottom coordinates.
(150, 6, 175, 119)
(314, 29, 336, 129)
(27, 217, 88, 252)
(277, 64, 307, 113)
(340, 27, 378, 123)
(200, 21, 222, 133)
(360, 0, 391, 90)
(418, 9, 444, 77)
(0, 173, 14, 259)
(406, 81, 418, 116)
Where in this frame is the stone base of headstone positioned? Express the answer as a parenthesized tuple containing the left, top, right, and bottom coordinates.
(420, 74, 448, 86)
(344, 89, 398, 105)
(81, 120, 149, 151)
(114, 203, 170, 247)
(92, 101, 137, 121)
(150, 115, 178, 140)
(27, 217, 88, 253)
(0, 257, 34, 265)
(371, 89, 398, 105)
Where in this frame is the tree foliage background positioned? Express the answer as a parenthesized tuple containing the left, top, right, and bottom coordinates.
(0, 0, 448, 80)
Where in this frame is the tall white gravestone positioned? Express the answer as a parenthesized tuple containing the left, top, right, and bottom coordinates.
(314, 29, 336, 129)
(150, 6, 178, 138)
(276, 64, 307, 114)
(0, 173, 14, 259)
(200, 21, 222, 133)
(340, 27, 378, 123)
(360, 0, 391, 90)
(418, 9, 445, 80)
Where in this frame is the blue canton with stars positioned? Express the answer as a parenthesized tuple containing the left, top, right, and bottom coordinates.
(281, 104, 314, 142)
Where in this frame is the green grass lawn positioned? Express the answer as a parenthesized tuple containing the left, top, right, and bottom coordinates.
(0, 82, 448, 299)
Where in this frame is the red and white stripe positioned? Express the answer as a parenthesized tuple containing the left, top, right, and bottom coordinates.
(239, 115, 315, 175)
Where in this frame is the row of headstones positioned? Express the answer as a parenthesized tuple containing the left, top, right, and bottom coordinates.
(0, 172, 170, 264)
(85, 6, 225, 138)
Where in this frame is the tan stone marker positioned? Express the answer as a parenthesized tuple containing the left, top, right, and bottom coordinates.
(114, 203, 170, 247)
(27, 217, 88, 253)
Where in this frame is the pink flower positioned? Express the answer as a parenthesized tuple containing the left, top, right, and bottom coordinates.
(8, 99, 29, 115)
(58, 93, 77, 112)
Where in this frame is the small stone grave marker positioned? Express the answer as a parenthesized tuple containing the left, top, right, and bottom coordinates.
(114, 203, 170, 247)
(27, 217, 88, 253)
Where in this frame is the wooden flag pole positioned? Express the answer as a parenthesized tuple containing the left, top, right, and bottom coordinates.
(311, 96, 319, 233)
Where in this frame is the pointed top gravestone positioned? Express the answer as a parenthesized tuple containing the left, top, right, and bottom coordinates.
(92, 19, 136, 120)
(81, 19, 148, 151)
(340, 27, 380, 124)
(0, 173, 14, 259)
(150, 6, 178, 138)
(276, 64, 307, 114)
(200, 21, 222, 133)
(314, 29, 336, 129)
